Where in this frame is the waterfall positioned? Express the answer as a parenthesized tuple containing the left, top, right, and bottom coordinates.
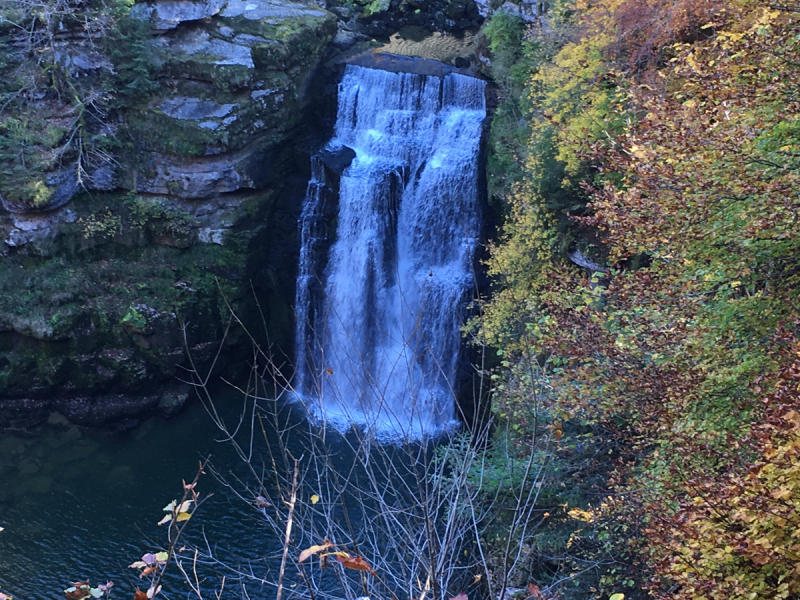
(295, 64, 486, 438)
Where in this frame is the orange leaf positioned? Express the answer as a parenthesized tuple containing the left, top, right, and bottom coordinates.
(337, 555, 375, 573)
(134, 590, 149, 600)
(298, 541, 333, 563)
(140, 566, 156, 579)
(527, 584, 542, 599)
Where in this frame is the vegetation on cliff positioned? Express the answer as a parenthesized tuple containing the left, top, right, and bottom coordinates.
(0, 0, 157, 208)
(478, 0, 800, 597)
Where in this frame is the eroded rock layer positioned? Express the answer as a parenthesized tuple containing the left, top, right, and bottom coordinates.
(0, 0, 337, 425)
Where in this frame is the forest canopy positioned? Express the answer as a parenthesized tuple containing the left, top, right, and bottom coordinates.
(479, 0, 800, 597)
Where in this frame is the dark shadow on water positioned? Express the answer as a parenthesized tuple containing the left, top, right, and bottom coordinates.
(0, 390, 273, 598)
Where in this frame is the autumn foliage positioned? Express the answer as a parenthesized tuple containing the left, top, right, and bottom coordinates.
(482, 0, 800, 596)
(645, 335, 800, 599)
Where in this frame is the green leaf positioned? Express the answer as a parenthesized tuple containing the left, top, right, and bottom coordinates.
(89, 589, 104, 598)
(610, 594, 625, 600)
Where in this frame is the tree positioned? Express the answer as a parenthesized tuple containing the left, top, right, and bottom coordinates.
(479, 0, 800, 596)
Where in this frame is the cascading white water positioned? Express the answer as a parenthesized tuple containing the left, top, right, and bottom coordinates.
(295, 64, 486, 438)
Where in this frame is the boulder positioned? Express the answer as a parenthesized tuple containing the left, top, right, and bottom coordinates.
(568, 249, 608, 272)
(317, 146, 356, 175)
(0, 168, 78, 215)
(158, 385, 192, 418)
(131, 0, 228, 31)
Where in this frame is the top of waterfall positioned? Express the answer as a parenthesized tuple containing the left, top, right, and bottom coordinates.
(345, 51, 483, 80)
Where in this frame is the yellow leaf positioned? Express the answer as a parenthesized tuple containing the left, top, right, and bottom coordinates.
(311, 494, 320, 505)
(177, 512, 192, 522)
(298, 541, 333, 562)
(610, 594, 625, 600)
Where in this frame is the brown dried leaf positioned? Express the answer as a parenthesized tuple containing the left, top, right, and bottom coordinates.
(140, 566, 156, 579)
(337, 555, 375, 574)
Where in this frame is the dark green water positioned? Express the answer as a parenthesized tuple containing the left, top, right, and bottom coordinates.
(0, 393, 281, 599)
(0, 391, 463, 600)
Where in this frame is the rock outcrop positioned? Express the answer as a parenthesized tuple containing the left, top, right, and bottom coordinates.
(0, 0, 337, 426)
(126, 0, 337, 199)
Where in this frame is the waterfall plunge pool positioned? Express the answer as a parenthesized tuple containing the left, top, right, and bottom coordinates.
(0, 389, 476, 600)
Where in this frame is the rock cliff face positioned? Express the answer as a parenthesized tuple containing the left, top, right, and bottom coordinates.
(0, 0, 496, 427)
(0, 0, 337, 426)
(126, 0, 337, 199)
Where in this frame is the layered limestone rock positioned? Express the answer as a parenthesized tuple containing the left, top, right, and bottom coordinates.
(1, 0, 336, 211)
(0, 0, 336, 426)
(126, 0, 336, 200)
